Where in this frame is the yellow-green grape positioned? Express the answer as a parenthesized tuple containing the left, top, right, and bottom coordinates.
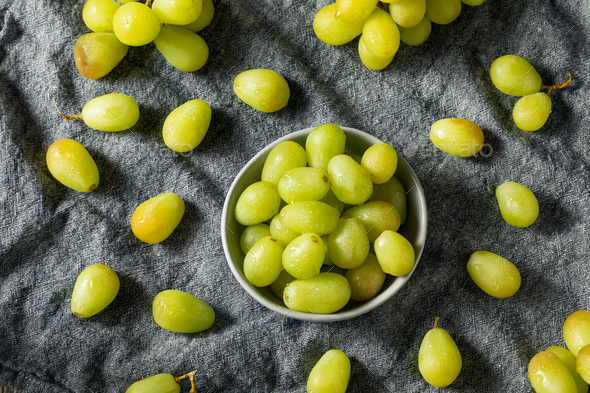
(279, 201, 340, 236)
(328, 155, 373, 205)
(125, 373, 180, 393)
(466, 251, 521, 298)
(269, 214, 300, 247)
(495, 181, 539, 228)
(113, 2, 161, 46)
(343, 201, 400, 243)
(563, 311, 590, 357)
(271, 270, 294, 299)
(74, 33, 128, 79)
(321, 235, 333, 265)
(546, 346, 589, 393)
(283, 273, 351, 314)
(305, 124, 346, 172)
(234, 69, 290, 113)
(163, 99, 210, 152)
(345, 253, 385, 301)
(82, 0, 120, 32)
(358, 35, 394, 71)
(419, 318, 462, 388)
(244, 236, 284, 287)
(398, 16, 431, 46)
(320, 190, 346, 215)
(370, 176, 407, 225)
(240, 223, 271, 255)
(461, 0, 485, 5)
(374, 230, 414, 276)
(282, 233, 324, 279)
(489, 55, 542, 96)
(46, 139, 99, 193)
(313, 4, 363, 46)
(278, 167, 331, 204)
(430, 118, 484, 157)
(328, 217, 370, 269)
(425, 0, 461, 25)
(152, 289, 215, 333)
(576, 345, 590, 385)
(528, 351, 578, 393)
(235, 181, 281, 226)
(361, 142, 398, 184)
(119, 0, 139, 2)
(261, 141, 307, 185)
(177, 0, 214, 32)
(72, 93, 139, 132)
(513, 92, 552, 131)
(131, 193, 185, 244)
(152, 0, 202, 25)
(362, 8, 400, 59)
(389, 0, 426, 28)
(71, 264, 119, 318)
(307, 350, 351, 393)
(154, 26, 209, 72)
(335, 0, 379, 24)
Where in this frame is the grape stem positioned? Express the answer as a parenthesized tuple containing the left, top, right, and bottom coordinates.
(175, 370, 198, 393)
(377, 1, 388, 10)
(54, 100, 82, 122)
(541, 73, 572, 95)
(433, 317, 440, 329)
(145, 0, 152, 7)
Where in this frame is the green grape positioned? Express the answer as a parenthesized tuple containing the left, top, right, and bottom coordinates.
(563, 311, 590, 357)
(495, 181, 539, 228)
(125, 373, 180, 393)
(152, 0, 202, 25)
(389, 0, 426, 28)
(419, 318, 462, 387)
(57, 93, 139, 132)
(489, 55, 542, 96)
(244, 236, 284, 287)
(374, 230, 414, 276)
(461, 0, 485, 4)
(307, 350, 351, 393)
(46, 139, 99, 193)
(261, 141, 307, 185)
(234, 69, 290, 113)
(176, 0, 214, 32)
(358, 35, 394, 71)
(528, 351, 578, 393)
(282, 233, 324, 279)
(577, 345, 590, 385)
(321, 235, 333, 265)
(398, 16, 431, 46)
(278, 167, 331, 204)
(283, 273, 351, 314)
(328, 217, 370, 269)
(370, 176, 407, 225)
(335, 0, 379, 24)
(320, 189, 345, 215)
(163, 99, 211, 152)
(345, 253, 385, 301)
(328, 155, 373, 205)
(425, 0, 461, 25)
(466, 251, 521, 298)
(546, 346, 589, 393)
(82, 0, 120, 32)
(240, 223, 271, 254)
(152, 289, 215, 333)
(113, 2, 161, 46)
(74, 33, 128, 79)
(119, 0, 139, 2)
(430, 118, 484, 157)
(305, 124, 346, 172)
(271, 270, 294, 299)
(343, 201, 400, 243)
(154, 26, 209, 72)
(279, 201, 340, 236)
(362, 8, 400, 59)
(361, 143, 398, 184)
(513, 92, 552, 131)
(71, 264, 119, 318)
(269, 214, 300, 247)
(131, 193, 185, 244)
(235, 181, 281, 226)
(313, 4, 363, 46)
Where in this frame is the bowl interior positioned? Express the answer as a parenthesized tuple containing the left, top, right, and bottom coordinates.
(221, 127, 427, 322)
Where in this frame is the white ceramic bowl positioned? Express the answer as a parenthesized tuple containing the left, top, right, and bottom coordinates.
(221, 127, 427, 322)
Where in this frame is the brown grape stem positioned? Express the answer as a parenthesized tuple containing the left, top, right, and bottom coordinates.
(433, 317, 440, 329)
(541, 73, 572, 95)
(145, 0, 152, 7)
(175, 370, 198, 393)
(54, 100, 82, 122)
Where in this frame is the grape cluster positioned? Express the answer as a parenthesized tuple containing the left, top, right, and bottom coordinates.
(313, 0, 486, 70)
(76, 0, 214, 79)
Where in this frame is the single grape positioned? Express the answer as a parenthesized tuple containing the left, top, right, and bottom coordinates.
(46, 139, 99, 193)
(513, 92, 552, 131)
(419, 318, 462, 387)
(546, 346, 589, 393)
(328, 155, 373, 205)
(313, 4, 363, 46)
(131, 193, 185, 244)
(343, 201, 401, 243)
(269, 214, 300, 247)
(278, 167, 331, 203)
(82, 0, 120, 33)
(320, 235, 333, 265)
(345, 253, 385, 301)
(320, 189, 345, 215)
(362, 8, 400, 59)
(283, 273, 351, 314)
(398, 16, 432, 46)
(279, 201, 340, 236)
(495, 181, 539, 227)
(370, 176, 407, 225)
(374, 230, 415, 276)
(175, 0, 214, 32)
(240, 223, 271, 255)
(425, 0, 461, 25)
(576, 345, 590, 385)
(358, 35, 394, 71)
(328, 217, 370, 269)
(71, 264, 119, 318)
(244, 236, 284, 287)
(233, 69, 290, 113)
(113, 2, 161, 46)
(563, 310, 590, 357)
(152, 290, 215, 333)
(282, 233, 324, 279)
(430, 118, 484, 157)
(461, 0, 485, 4)
(154, 26, 209, 72)
(389, 0, 426, 28)
(125, 373, 181, 393)
(261, 141, 307, 185)
(152, 0, 202, 25)
(74, 32, 128, 79)
(361, 143, 398, 184)
(235, 181, 281, 226)
(466, 251, 521, 298)
(307, 350, 351, 393)
(528, 351, 578, 393)
(305, 124, 346, 172)
(489, 55, 542, 96)
(271, 270, 294, 299)
(163, 99, 211, 152)
(335, 0, 379, 24)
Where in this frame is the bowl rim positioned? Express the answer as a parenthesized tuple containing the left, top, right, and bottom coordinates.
(221, 126, 428, 322)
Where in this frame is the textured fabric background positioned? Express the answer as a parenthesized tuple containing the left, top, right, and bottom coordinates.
(1, 0, 589, 391)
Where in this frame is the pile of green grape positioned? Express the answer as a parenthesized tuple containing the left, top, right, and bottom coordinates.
(313, 0, 486, 70)
(76, 0, 215, 78)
